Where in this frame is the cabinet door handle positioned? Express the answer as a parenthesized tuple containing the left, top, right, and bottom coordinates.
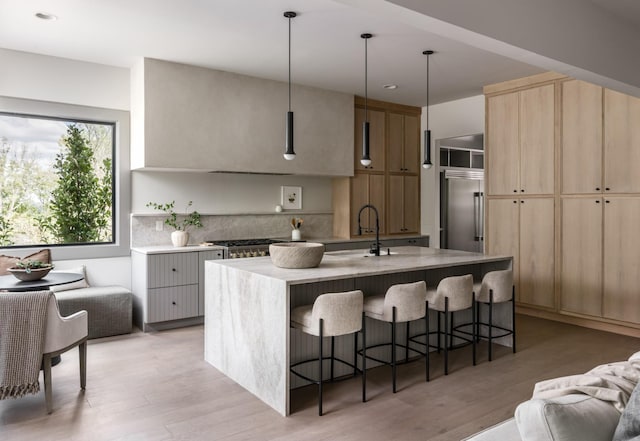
(513, 190, 518, 193)
(520, 200, 524, 203)
(172, 268, 176, 272)
(172, 301, 176, 305)
(520, 189, 525, 192)
(605, 187, 610, 191)
(596, 187, 600, 191)
(596, 200, 600, 204)
(605, 200, 610, 204)
(513, 200, 518, 204)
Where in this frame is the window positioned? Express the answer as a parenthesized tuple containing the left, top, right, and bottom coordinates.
(0, 96, 130, 260)
(0, 113, 115, 247)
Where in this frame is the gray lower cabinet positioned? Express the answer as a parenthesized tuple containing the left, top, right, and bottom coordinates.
(131, 248, 223, 331)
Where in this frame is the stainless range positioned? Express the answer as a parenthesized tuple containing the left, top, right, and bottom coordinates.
(205, 238, 284, 259)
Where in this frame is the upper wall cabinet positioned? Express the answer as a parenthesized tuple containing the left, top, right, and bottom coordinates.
(561, 80, 603, 194)
(604, 89, 640, 193)
(486, 84, 555, 196)
(130, 58, 354, 176)
(388, 113, 419, 174)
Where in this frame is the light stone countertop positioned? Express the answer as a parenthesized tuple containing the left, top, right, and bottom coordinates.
(208, 246, 511, 285)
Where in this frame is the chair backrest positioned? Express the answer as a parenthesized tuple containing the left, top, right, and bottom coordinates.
(479, 270, 513, 303)
(312, 290, 363, 337)
(383, 281, 427, 322)
(437, 274, 474, 311)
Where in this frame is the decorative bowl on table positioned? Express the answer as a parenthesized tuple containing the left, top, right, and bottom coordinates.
(8, 265, 54, 281)
(269, 242, 325, 269)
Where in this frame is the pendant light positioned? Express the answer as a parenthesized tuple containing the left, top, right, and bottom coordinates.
(360, 33, 373, 167)
(283, 11, 297, 160)
(422, 50, 434, 169)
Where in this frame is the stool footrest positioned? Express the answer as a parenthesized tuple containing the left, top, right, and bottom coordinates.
(357, 342, 426, 366)
(291, 356, 361, 385)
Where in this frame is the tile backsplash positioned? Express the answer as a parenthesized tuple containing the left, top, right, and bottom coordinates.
(131, 213, 333, 247)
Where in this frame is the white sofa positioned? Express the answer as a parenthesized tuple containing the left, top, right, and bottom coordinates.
(465, 352, 640, 441)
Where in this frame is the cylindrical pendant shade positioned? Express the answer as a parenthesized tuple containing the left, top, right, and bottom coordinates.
(361, 121, 371, 166)
(422, 129, 433, 169)
(284, 111, 295, 160)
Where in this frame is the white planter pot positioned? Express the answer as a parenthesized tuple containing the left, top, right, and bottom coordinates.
(171, 231, 189, 247)
(291, 229, 301, 241)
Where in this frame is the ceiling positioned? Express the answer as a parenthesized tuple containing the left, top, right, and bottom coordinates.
(0, 0, 638, 107)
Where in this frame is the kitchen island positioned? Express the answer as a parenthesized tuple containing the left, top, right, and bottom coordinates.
(204, 246, 512, 415)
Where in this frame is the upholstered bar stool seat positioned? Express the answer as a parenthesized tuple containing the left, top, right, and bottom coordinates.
(362, 281, 429, 393)
(420, 274, 475, 375)
(472, 269, 515, 361)
(290, 290, 365, 416)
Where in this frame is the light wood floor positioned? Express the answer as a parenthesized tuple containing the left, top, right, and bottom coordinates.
(1, 315, 639, 441)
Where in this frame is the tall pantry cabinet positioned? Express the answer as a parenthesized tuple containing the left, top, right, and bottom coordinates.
(333, 97, 421, 238)
(486, 72, 640, 336)
(485, 74, 556, 310)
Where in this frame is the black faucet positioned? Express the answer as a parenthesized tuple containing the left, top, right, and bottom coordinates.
(357, 204, 380, 256)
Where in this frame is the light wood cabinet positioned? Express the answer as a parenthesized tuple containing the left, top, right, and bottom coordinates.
(334, 98, 421, 239)
(388, 113, 419, 174)
(486, 84, 554, 196)
(388, 175, 419, 234)
(354, 107, 385, 172)
(350, 173, 385, 236)
(604, 89, 640, 194)
(603, 197, 640, 323)
(561, 80, 603, 194)
(486, 197, 554, 308)
(560, 197, 603, 316)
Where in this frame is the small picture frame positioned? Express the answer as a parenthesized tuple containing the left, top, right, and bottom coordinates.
(281, 186, 302, 210)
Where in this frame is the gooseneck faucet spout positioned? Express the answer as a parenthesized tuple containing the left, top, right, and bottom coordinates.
(357, 204, 381, 256)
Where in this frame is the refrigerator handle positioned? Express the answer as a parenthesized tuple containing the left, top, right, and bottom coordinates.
(474, 192, 484, 241)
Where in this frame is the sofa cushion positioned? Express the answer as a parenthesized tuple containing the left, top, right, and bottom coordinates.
(515, 394, 621, 441)
(0, 249, 51, 275)
(49, 265, 90, 292)
(613, 381, 640, 441)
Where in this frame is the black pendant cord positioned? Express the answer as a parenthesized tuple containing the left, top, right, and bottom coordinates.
(288, 14, 292, 113)
(426, 51, 429, 132)
(364, 36, 368, 118)
(360, 33, 373, 166)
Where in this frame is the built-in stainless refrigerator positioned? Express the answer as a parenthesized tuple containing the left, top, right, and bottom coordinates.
(440, 169, 484, 253)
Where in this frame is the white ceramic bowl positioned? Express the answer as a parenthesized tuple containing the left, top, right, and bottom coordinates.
(269, 242, 325, 269)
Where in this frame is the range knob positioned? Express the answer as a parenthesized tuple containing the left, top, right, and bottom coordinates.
(229, 252, 237, 259)
(259, 250, 267, 257)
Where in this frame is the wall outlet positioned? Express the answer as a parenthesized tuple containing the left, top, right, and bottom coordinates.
(155, 221, 164, 231)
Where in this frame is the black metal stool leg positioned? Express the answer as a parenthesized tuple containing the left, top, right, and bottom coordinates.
(512, 285, 517, 353)
(353, 332, 358, 376)
(472, 292, 476, 366)
(392, 307, 397, 393)
(319, 318, 324, 416)
(425, 301, 430, 382)
(444, 297, 449, 376)
(331, 336, 335, 380)
(405, 321, 410, 362)
(362, 312, 367, 403)
(437, 312, 441, 353)
(489, 290, 494, 362)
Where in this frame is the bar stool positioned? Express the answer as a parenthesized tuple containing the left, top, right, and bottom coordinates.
(422, 274, 475, 375)
(290, 290, 365, 416)
(474, 269, 516, 361)
(362, 281, 429, 393)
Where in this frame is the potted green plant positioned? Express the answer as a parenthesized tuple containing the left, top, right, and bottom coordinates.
(146, 200, 203, 247)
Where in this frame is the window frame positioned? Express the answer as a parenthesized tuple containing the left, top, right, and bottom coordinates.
(0, 96, 130, 260)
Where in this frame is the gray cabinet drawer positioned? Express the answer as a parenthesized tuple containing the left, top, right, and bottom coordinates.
(148, 253, 198, 288)
(147, 285, 198, 323)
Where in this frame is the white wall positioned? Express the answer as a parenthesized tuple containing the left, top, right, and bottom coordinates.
(0, 48, 130, 110)
(421, 94, 485, 247)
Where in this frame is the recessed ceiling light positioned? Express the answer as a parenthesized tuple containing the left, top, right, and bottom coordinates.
(35, 12, 58, 21)
(383, 84, 398, 90)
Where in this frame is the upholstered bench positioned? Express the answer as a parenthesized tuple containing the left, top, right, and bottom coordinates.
(54, 286, 132, 339)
